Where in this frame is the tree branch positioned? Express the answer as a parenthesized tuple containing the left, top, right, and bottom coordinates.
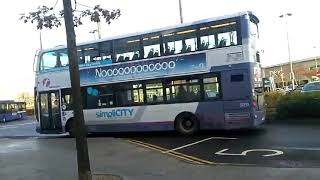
(20, 3, 121, 30)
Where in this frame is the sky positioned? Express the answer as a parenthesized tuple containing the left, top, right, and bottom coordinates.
(0, 0, 319, 100)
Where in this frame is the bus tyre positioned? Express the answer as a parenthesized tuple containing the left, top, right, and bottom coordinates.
(175, 113, 199, 135)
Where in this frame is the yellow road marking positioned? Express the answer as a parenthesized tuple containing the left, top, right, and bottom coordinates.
(126, 139, 215, 165)
(125, 139, 260, 167)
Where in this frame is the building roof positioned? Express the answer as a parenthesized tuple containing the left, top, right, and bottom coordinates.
(263, 56, 320, 68)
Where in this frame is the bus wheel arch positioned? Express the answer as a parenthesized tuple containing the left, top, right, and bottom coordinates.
(174, 112, 199, 135)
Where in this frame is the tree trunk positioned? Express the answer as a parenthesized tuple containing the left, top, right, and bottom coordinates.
(62, 0, 92, 180)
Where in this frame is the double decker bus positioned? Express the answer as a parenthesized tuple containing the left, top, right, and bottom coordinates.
(34, 11, 265, 135)
(0, 100, 27, 123)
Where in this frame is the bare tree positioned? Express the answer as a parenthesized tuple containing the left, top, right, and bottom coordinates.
(16, 92, 34, 108)
(20, 2, 121, 30)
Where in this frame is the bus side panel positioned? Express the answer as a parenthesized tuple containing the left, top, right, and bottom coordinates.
(83, 103, 200, 133)
(221, 69, 250, 100)
(87, 121, 174, 133)
(0, 114, 4, 122)
(223, 100, 252, 129)
(195, 101, 225, 130)
(69, 101, 226, 132)
(221, 68, 253, 128)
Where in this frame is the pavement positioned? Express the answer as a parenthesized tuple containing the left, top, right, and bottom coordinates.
(0, 117, 320, 180)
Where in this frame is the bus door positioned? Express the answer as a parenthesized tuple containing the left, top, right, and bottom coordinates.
(39, 91, 62, 133)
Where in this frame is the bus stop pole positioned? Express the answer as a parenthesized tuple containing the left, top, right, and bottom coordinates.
(62, 0, 92, 180)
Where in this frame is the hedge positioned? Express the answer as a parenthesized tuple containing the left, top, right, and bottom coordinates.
(264, 91, 285, 120)
(276, 92, 320, 118)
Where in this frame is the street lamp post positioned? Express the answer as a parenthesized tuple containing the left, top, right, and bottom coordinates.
(314, 46, 318, 72)
(178, 0, 183, 24)
(279, 13, 295, 89)
(39, 31, 43, 50)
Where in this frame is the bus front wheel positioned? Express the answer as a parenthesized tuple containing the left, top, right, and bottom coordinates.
(175, 112, 199, 135)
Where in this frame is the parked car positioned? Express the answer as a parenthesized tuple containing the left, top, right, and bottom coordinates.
(287, 85, 304, 94)
(301, 81, 320, 93)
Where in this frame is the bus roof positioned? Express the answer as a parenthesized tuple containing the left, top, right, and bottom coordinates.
(41, 11, 257, 53)
(0, 100, 25, 103)
(0, 100, 14, 103)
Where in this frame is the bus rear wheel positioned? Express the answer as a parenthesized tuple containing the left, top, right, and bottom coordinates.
(175, 113, 199, 135)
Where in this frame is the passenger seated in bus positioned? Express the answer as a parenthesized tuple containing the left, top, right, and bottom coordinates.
(124, 55, 130, 61)
(79, 57, 85, 64)
(147, 48, 154, 58)
(132, 52, 139, 60)
(90, 57, 96, 63)
(181, 42, 188, 53)
(218, 37, 227, 47)
(205, 42, 210, 49)
(165, 46, 171, 55)
(170, 48, 175, 55)
(187, 45, 192, 52)
(117, 55, 124, 62)
(176, 86, 187, 101)
(200, 40, 205, 50)
(152, 95, 158, 102)
(154, 50, 159, 57)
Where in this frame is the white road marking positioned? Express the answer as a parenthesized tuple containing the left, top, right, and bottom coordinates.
(164, 137, 237, 153)
(215, 148, 284, 157)
(0, 122, 37, 129)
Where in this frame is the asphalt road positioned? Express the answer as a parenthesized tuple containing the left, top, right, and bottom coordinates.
(122, 122, 320, 168)
(1, 117, 320, 168)
(1, 117, 320, 180)
(0, 118, 66, 138)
